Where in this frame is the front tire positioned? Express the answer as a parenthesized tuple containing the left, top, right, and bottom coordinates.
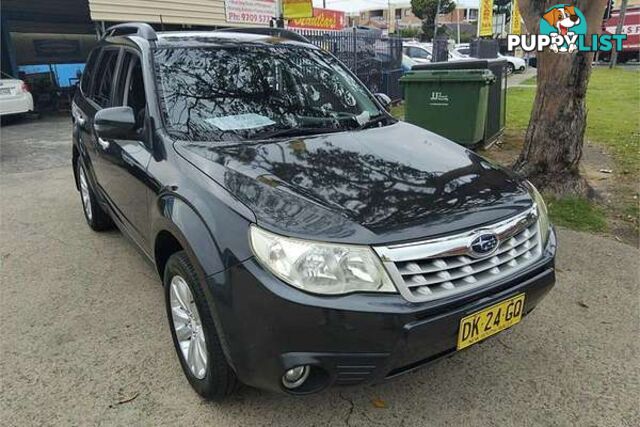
(164, 251, 238, 400)
(506, 63, 515, 75)
(76, 161, 113, 231)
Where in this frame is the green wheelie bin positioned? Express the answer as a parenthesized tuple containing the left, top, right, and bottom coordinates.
(400, 69, 495, 147)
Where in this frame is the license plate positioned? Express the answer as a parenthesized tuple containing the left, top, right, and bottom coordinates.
(0, 88, 11, 95)
(457, 294, 525, 350)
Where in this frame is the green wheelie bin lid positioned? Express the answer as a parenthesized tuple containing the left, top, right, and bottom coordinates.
(400, 69, 496, 83)
(400, 69, 495, 147)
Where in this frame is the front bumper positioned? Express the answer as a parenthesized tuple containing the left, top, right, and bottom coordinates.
(206, 229, 557, 395)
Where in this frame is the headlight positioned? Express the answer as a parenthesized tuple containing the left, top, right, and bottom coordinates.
(249, 225, 396, 295)
(526, 181, 551, 247)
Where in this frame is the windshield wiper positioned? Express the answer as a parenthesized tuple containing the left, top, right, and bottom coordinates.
(249, 126, 346, 141)
(356, 114, 394, 130)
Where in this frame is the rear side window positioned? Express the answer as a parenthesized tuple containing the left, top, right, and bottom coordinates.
(408, 47, 429, 59)
(80, 50, 98, 94)
(92, 49, 120, 107)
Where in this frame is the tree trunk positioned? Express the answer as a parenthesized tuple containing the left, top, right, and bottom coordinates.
(514, 0, 608, 196)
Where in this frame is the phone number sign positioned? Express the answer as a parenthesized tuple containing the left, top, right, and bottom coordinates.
(225, 0, 276, 25)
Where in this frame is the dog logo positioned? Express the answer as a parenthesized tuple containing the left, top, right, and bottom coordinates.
(508, 4, 626, 54)
(540, 4, 586, 53)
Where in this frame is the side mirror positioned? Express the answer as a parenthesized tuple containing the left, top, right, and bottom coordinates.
(94, 106, 136, 139)
(374, 93, 392, 111)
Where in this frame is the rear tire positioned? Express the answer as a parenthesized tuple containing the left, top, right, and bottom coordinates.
(506, 63, 515, 75)
(164, 251, 238, 400)
(76, 161, 113, 231)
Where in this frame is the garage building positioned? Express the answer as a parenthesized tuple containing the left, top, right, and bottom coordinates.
(0, 0, 260, 110)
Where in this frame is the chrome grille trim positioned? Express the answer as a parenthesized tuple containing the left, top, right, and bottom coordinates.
(374, 206, 543, 302)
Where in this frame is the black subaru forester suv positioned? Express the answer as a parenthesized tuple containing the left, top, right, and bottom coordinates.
(72, 23, 556, 400)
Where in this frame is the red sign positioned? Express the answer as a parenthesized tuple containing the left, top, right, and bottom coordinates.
(603, 6, 640, 49)
(287, 8, 346, 30)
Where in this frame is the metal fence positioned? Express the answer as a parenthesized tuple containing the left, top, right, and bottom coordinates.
(293, 28, 404, 101)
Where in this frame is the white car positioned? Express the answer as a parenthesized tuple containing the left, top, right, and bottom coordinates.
(403, 42, 433, 64)
(404, 42, 471, 64)
(0, 75, 34, 117)
(498, 53, 527, 74)
(454, 46, 527, 74)
(402, 54, 418, 72)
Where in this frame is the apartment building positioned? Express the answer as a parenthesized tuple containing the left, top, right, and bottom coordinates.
(345, 0, 479, 33)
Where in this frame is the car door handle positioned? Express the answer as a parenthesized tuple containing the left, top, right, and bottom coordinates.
(97, 137, 110, 150)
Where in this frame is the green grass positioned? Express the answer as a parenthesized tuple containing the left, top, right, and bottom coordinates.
(390, 103, 405, 120)
(547, 197, 607, 233)
(585, 68, 640, 174)
(506, 68, 639, 236)
(507, 68, 640, 173)
(506, 86, 536, 132)
(519, 76, 537, 86)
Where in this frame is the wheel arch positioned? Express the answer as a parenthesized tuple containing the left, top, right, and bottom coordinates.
(152, 194, 225, 281)
(72, 144, 80, 191)
(154, 230, 184, 280)
(152, 193, 238, 372)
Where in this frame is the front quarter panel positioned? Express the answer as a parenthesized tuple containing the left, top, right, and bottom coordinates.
(148, 143, 256, 278)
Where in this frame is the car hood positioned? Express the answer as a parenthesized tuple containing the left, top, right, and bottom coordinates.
(176, 122, 533, 245)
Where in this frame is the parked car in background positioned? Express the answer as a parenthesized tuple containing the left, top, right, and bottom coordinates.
(402, 54, 418, 72)
(73, 24, 556, 401)
(498, 53, 526, 74)
(449, 48, 469, 60)
(404, 42, 464, 64)
(453, 46, 526, 74)
(0, 73, 34, 117)
(403, 41, 433, 63)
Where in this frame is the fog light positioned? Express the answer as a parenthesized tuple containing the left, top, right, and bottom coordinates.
(281, 365, 310, 389)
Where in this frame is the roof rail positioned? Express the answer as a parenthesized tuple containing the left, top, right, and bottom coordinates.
(104, 23, 158, 41)
(216, 27, 310, 44)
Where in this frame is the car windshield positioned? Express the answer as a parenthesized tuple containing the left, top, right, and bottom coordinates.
(154, 45, 385, 142)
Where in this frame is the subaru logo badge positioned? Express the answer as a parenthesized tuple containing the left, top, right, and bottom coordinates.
(469, 233, 499, 258)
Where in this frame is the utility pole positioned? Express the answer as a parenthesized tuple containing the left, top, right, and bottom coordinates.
(610, 0, 628, 68)
(433, 0, 442, 42)
(457, 9, 461, 45)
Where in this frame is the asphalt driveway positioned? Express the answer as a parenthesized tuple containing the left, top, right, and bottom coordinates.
(1, 116, 638, 426)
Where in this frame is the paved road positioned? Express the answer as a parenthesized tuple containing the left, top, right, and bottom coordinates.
(1, 116, 638, 426)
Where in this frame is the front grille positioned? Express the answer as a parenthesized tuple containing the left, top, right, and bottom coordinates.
(375, 206, 542, 303)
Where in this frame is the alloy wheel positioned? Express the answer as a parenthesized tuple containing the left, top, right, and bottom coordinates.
(78, 164, 92, 221)
(169, 275, 208, 379)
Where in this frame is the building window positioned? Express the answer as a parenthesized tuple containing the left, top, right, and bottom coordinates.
(467, 8, 479, 21)
(395, 8, 402, 19)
